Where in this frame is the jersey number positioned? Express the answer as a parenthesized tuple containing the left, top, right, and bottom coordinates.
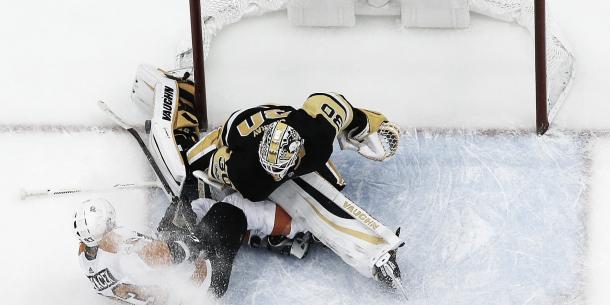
(237, 109, 290, 136)
(321, 104, 344, 130)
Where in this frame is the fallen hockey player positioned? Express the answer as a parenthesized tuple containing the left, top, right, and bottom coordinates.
(74, 194, 311, 304)
(130, 64, 404, 292)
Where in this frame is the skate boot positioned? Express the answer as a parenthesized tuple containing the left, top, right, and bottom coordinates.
(249, 232, 313, 259)
(373, 249, 402, 290)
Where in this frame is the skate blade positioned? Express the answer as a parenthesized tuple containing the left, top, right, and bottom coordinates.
(393, 277, 409, 301)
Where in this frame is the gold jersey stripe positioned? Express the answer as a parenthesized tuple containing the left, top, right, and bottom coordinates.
(209, 146, 234, 188)
(222, 109, 248, 146)
(187, 128, 220, 164)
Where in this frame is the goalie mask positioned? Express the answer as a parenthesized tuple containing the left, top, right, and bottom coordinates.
(73, 198, 116, 247)
(258, 121, 304, 180)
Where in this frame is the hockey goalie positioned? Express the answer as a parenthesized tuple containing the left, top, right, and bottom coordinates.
(131, 64, 405, 291)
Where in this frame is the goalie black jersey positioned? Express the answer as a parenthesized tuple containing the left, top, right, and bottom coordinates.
(187, 93, 367, 201)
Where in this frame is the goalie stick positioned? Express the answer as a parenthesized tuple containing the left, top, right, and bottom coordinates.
(97, 101, 194, 232)
(98, 101, 177, 199)
(20, 182, 162, 200)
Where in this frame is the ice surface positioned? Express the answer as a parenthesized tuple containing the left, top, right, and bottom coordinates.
(219, 130, 587, 305)
(0, 129, 588, 305)
(2, 0, 609, 304)
(584, 138, 610, 305)
(0, 131, 154, 305)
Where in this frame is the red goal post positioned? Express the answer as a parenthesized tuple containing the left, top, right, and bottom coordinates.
(189, 0, 208, 131)
(184, 0, 574, 135)
(534, 0, 548, 135)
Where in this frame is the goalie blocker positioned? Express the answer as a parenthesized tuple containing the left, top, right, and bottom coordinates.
(131, 64, 200, 200)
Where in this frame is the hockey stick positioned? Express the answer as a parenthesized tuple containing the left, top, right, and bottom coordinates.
(97, 101, 195, 232)
(97, 101, 177, 199)
(20, 181, 162, 200)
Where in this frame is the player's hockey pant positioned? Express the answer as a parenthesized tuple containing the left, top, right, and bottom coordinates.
(269, 172, 395, 278)
(195, 202, 247, 298)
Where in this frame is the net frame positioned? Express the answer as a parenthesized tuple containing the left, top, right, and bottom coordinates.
(177, 0, 574, 134)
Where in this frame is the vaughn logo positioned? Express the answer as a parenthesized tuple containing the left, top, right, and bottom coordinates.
(342, 201, 380, 231)
(87, 268, 118, 291)
(161, 86, 175, 121)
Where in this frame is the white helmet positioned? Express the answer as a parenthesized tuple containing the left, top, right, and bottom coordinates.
(258, 121, 304, 180)
(73, 198, 116, 247)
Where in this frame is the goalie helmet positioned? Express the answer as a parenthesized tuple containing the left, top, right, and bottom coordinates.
(258, 121, 304, 180)
(73, 198, 116, 247)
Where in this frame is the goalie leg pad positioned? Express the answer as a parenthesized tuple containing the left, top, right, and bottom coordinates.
(270, 172, 396, 278)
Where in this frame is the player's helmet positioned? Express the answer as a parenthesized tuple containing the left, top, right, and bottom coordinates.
(258, 121, 304, 180)
(73, 198, 116, 247)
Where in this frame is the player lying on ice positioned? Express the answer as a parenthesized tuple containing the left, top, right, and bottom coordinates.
(74, 194, 312, 304)
(132, 65, 404, 292)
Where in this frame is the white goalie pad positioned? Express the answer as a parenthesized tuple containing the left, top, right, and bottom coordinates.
(130, 65, 169, 115)
(270, 172, 401, 277)
(132, 64, 187, 198)
(401, 0, 470, 28)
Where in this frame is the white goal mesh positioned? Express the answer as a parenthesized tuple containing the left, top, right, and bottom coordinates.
(471, 0, 575, 123)
(177, 0, 574, 127)
(175, 0, 285, 66)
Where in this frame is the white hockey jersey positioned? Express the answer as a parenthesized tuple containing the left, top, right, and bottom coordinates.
(78, 227, 210, 305)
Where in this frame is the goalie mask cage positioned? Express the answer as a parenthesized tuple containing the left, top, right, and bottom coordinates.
(181, 0, 574, 135)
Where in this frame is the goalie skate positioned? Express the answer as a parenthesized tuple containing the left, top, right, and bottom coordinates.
(373, 228, 407, 298)
(249, 232, 313, 259)
(373, 250, 401, 289)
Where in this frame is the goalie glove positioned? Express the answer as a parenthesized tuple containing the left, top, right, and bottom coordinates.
(338, 121, 400, 161)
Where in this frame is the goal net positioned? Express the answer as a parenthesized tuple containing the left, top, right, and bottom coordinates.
(176, 0, 575, 133)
